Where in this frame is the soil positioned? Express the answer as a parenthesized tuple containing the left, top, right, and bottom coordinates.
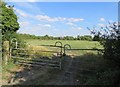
(45, 55, 79, 85)
(2, 54, 81, 85)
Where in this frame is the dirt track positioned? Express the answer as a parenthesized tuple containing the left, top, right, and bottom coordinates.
(3, 55, 81, 85)
(45, 55, 80, 85)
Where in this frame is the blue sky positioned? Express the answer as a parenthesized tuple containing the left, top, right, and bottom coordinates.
(7, 2, 118, 37)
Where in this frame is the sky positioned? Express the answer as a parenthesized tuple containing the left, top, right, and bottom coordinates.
(7, 1, 118, 37)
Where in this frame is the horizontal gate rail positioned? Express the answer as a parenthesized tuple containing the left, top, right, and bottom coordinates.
(17, 62, 60, 68)
(11, 53, 62, 58)
(40, 45, 63, 48)
(11, 52, 60, 56)
(12, 48, 60, 53)
(66, 48, 104, 51)
(12, 56, 60, 63)
(10, 40, 65, 69)
(17, 61, 60, 66)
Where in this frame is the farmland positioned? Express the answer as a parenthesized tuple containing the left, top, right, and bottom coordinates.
(25, 39, 103, 56)
(2, 39, 119, 85)
(25, 39, 102, 49)
(1, 1, 120, 86)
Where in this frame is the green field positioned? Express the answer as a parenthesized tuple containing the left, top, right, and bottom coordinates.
(2, 39, 119, 85)
(25, 39, 103, 55)
(25, 39, 102, 49)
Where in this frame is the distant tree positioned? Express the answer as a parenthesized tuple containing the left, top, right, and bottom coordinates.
(93, 35, 100, 41)
(43, 35, 50, 40)
(77, 35, 81, 40)
(83, 35, 92, 41)
(79, 35, 92, 41)
(63, 36, 74, 40)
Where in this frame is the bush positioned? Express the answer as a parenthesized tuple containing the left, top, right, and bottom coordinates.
(89, 22, 120, 67)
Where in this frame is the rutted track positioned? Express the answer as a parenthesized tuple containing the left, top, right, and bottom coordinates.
(45, 55, 80, 85)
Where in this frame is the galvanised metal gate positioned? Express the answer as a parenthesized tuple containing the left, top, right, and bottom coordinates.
(10, 38, 64, 69)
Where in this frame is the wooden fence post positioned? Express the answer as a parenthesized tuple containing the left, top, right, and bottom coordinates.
(3, 41, 10, 65)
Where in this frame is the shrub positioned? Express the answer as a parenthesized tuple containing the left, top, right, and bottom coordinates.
(89, 22, 120, 67)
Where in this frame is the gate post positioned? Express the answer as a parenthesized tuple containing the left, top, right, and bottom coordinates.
(10, 38, 18, 60)
(3, 41, 10, 65)
(55, 41, 63, 55)
(63, 44, 71, 56)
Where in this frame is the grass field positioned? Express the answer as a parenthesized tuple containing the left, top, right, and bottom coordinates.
(25, 39, 103, 55)
(2, 39, 119, 85)
(25, 39, 102, 49)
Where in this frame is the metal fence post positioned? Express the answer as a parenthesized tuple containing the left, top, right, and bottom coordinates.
(63, 44, 71, 56)
(55, 41, 63, 55)
(10, 38, 17, 63)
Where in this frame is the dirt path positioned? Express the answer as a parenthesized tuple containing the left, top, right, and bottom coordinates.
(46, 55, 80, 85)
(56, 56, 75, 85)
(3, 55, 81, 85)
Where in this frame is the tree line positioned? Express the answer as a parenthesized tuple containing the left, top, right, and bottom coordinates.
(17, 33, 100, 41)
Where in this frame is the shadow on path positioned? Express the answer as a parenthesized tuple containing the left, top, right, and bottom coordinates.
(4, 53, 119, 86)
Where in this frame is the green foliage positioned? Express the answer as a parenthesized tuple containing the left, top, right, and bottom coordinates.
(93, 35, 101, 41)
(0, 1, 19, 41)
(17, 33, 93, 41)
(75, 54, 120, 85)
(80, 35, 92, 41)
(63, 36, 74, 40)
(90, 22, 120, 67)
(2, 59, 18, 80)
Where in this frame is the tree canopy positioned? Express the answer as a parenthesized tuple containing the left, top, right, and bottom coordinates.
(0, 1, 19, 40)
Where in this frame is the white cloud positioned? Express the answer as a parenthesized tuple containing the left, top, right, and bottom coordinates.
(36, 15, 84, 23)
(15, 2, 44, 14)
(98, 23, 105, 27)
(100, 18, 106, 22)
(66, 22, 76, 26)
(68, 18, 84, 22)
(14, 8, 29, 17)
(44, 24, 52, 28)
(18, 23, 54, 35)
(19, 21, 30, 27)
(38, 24, 52, 28)
(36, 15, 59, 22)
(72, 27, 83, 30)
(58, 17, 66, 20)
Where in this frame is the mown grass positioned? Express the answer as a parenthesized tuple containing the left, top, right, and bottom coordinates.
(25, 39, 103, 56)
(25, 39, 102, 49)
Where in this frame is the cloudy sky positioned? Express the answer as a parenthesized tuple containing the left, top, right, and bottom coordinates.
(7, 1, 118, 36)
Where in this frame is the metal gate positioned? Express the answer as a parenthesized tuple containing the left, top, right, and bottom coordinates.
(10, 39, 64, 69)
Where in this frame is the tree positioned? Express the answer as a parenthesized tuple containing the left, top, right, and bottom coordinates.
(0, 1, 20, 41)
(77, 35, 81, 40)
(78, 35, 92, 41)
(89, 22, 120, 67)
(83, 35, 92, 41)
(44, 35, 49, 40)
(93, 35, 101, 41)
